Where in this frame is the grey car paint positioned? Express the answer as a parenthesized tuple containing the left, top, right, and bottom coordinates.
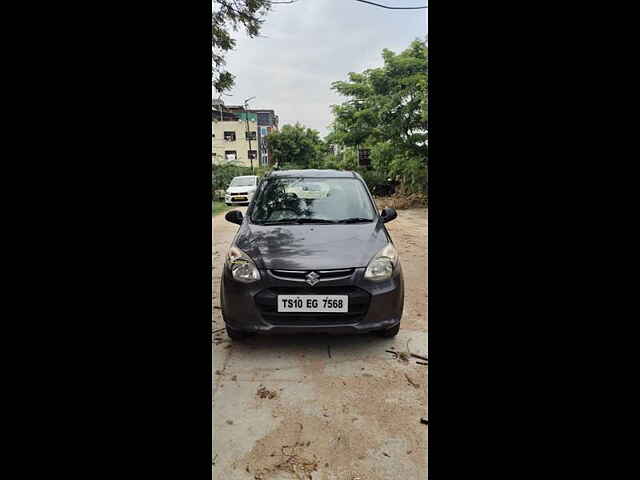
(235, 222, 389, 271)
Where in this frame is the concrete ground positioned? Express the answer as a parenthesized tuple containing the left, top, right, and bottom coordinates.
(213, 207, 428, 480)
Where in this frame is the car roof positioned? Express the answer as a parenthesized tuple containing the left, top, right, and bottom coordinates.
(266, 169, 360, 179)
(233, 175, 257, 179)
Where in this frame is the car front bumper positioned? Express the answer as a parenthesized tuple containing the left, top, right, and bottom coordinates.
(224, 193, 253, 204)
(220, 265, 404, 335)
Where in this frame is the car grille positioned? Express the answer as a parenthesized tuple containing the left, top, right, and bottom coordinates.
(262, 314, 364, 326)
(255, 286, 370, 326)
(269, 268, 355, 282)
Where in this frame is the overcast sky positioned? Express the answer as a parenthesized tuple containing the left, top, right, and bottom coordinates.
(218, 0, 427, 137)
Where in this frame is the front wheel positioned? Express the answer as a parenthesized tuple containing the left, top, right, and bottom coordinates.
(377, 323, 400, 338)
(226, 326, 247, 341)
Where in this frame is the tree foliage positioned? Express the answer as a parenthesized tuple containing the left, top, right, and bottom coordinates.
(327, 39, 427, 194)
(212, 1, 272, 94)
(212, 164, 251, 192)
(268, 123, 326, 169)
(212, 163, 269, 192)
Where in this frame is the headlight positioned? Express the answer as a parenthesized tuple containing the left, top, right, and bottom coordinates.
(364, 243, 398, 282)
(226, 246, 260, 283)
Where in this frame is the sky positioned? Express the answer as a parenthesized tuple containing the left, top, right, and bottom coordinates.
(218, 0, 427, 138)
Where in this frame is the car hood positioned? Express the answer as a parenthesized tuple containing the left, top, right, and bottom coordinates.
(227, 186, 255, 193)
(235, 221, 390, 270)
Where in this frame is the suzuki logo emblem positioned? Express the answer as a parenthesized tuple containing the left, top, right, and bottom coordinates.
(305, 271, 320, 286)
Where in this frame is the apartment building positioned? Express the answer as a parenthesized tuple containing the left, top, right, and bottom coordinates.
(253, 109, 279, 167)
(212, 114, 259, 167)
(212, 103, 278, 167)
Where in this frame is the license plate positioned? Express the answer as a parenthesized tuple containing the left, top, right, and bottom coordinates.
(232, 197, 246, 201)
(277, 295, 348, 313)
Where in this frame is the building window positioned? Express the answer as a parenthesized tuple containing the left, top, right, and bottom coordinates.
(257, 112, 271, 125)
(248, 150, 257, 160)
(245, 131, 257, 141)
(225, 150, 237, 161)
(224, 131, 236, 141)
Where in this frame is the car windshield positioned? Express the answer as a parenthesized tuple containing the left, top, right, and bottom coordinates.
(251, 177, 376, 224)
(230, 177, 255, 187)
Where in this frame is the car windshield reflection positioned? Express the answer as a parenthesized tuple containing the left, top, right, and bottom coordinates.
(251, 177, 375, 224)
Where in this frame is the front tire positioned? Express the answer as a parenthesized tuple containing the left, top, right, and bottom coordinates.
(226, 326, 247, 340)
(377, 323, 400, 338)
(219, 281, 245, 340)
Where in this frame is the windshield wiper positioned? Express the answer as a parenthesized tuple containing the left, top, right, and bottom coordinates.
(252, 219, 294, 225)
(292, 218, 337, 224)
(254, 218, 337, 225)
(336, 217, 374, 223)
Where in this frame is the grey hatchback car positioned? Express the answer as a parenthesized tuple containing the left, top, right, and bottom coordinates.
(220, 169, 404, 340)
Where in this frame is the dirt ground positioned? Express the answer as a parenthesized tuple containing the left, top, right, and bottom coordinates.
(212, 207, 428, 480)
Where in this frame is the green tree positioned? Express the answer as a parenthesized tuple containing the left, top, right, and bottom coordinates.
(212, 164, 252, 191)
(268, 123, 326, 168)
(212, 1, 272, 94)
(329, 39, 427, 193)
(212, 164, 270, 192)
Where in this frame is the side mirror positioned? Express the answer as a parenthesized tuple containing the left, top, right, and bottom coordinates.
(380, 207, 397, 223)
(225, 210, 244, 225)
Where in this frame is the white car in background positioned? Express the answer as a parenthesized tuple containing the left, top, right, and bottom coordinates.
(225, 175, 259, 206)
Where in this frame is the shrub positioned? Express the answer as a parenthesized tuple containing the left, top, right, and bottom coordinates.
(212, 164, 270, 191)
